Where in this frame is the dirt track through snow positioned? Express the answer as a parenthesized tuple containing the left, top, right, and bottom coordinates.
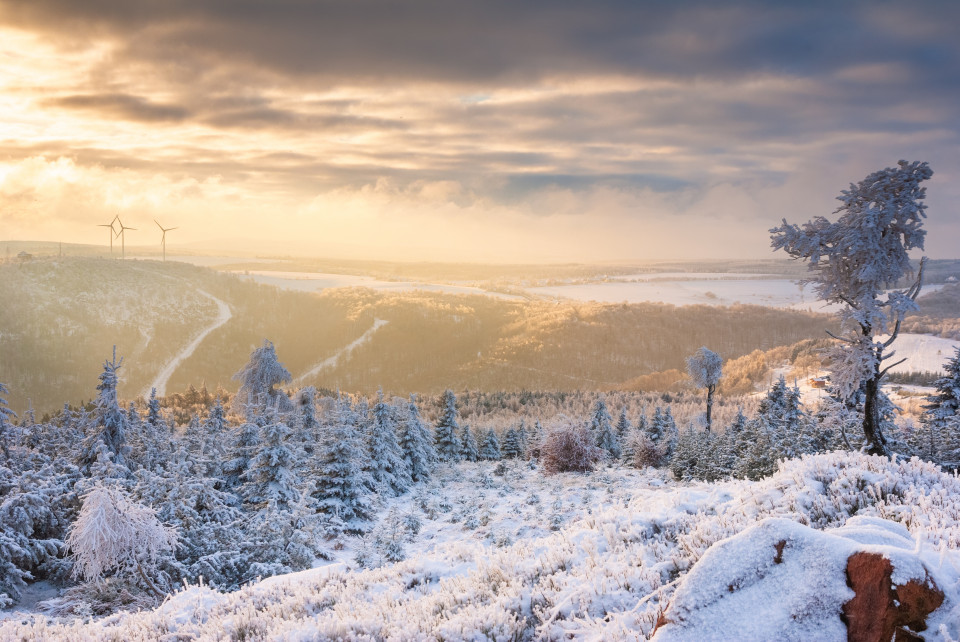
(295, 318, 388, 384)
(144, 290, 232, 397)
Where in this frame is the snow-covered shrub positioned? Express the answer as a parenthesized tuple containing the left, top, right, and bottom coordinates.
(66, 483, 177, 598)
(541, 424, 602, 474)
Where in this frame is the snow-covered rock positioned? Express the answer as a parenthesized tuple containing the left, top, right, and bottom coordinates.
(652, 516, 953, 642)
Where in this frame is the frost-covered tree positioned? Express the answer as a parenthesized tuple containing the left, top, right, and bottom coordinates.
(0, 383, 17, 462)
(312, 398, 372, 528)
(243, 421, 300, 511)
(615, 408, 631, 445)
(366, 389, 409, 495)
(67, 483, 177, 598)
(501, 424, 525, 459)
(459, 424, 479, 462)
(79, 349, 130, 470)
(686, 347, 722, 432)
(479, 427, 501, 461)
(398, 395, 436, 482)
(771, 160, 932, 455)
(232, 340, 292, 419)
(146, 388, 163, 428)
(222, 421, 261, 489)
(434, 390, 462, 462)
(924, 347, 960, 466)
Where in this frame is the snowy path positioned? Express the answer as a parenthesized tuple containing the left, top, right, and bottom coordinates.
(295, 318, 388, 384)
(144, 290, 232, 397)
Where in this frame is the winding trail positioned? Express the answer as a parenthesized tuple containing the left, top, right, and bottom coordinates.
(296, 318, 388, 384)
(144, 290, 232, 397)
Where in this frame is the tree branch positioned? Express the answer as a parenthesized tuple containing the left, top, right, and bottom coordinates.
(825, 329, 856, 344)
(880, 358, 908, 378)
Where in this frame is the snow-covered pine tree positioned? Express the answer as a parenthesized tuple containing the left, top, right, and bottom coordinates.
(771, 160, 933, 456)
(294, 387, 320, 456)
(615, 407, 631, 444)
(924, 347, 960, 467)
(0, 383, 16, 462)
(398, 395, 436, 482)
(222, 421, 261, 489)
(459, 424, 479, 462)
(501, 424, 524, 459)
(79, 349, 130, 471)
(593, 401, 621, 460)
(312, 398, 372, 529)
(242, 420, 300, 511)
(232, 340, 293, 420)
(434, 389, 462, 462)
(479, 427, 501, 460)
(366, 389, 409, 495)
(146, 388, 163, 428)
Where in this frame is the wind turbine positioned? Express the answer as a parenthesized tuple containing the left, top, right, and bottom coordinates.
(115, 217, 135, 260)
(98, 215, 119, 254)
(155, 220, 177, 262)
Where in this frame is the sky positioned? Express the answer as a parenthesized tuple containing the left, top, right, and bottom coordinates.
(0, 0, 958, 263)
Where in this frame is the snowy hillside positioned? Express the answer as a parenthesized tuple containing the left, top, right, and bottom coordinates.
(5, 453, 960, 640)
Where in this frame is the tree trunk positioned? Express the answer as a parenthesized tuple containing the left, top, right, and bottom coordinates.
(862, 371, 889, 456)
(705, 384, 715, 432)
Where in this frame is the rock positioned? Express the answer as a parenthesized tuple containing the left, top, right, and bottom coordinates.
(651, 517, 951, 642)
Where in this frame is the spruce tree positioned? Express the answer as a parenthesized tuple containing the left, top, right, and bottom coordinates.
(398, 395, 436, 482)
(924, 347, 960, 466)
(79, 348, 130, 470)
(0, 382, 17, 462)
(243, 420, 300, 511)
(501, 424, 524, 459)
(434, 389, 462, 462)
(366, 389, 409, 494)
(479, 427, 501, 460)
(459, 424, 479, 462)
(232, 339, 292, 420)
(222, 421, 261, 489)
(313, 398, 372, 526)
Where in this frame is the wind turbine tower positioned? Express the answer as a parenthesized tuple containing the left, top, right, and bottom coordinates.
(98, 215, 119, 254)
(115, 217, 136, 260)
(155, 220, 177, 262)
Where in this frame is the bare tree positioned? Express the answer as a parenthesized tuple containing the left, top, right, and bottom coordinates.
(771, 160, 932, 456)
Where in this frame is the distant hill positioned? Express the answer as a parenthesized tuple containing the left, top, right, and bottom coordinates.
(1, 257, 840, 415)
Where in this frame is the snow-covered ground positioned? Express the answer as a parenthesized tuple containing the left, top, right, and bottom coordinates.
(235, 270, 524, 300)
(6, 453, 960, 640)
(528, 280, 946, 310)
(877, 333, 960, 375)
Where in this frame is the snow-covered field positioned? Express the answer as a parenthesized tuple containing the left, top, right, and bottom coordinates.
(235, 270, 524, 300)
(878, 333, 960, 375)
(6, 453, 960, 640)
(528, 280, 946, 310)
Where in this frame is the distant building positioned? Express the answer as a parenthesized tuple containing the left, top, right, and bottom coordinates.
(16, 251, 33, 263)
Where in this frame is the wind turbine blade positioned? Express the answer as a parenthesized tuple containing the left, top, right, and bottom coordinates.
(167, 227, 178, 231)
(155, 220, 164, 231)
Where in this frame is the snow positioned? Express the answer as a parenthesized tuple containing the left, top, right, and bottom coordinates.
(143, 289, 232, 397)
(877, 333, 960, 375)
(236, 270, 524, 300)
(6, 452, 960, 640)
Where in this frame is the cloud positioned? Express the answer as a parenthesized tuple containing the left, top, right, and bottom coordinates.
(42, 93, 190, 122)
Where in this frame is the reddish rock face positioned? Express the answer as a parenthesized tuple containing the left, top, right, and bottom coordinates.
(843, 552, 944, 642)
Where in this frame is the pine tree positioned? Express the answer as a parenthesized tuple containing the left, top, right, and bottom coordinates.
(146, 388, 163, 428)
(434, 390, 462, 462)
(232, 340, 292, 420)
(222, 421, 261, 488)
(79, 348, 130, 471)
(0, 382, 17, 462)
(594, 402, 621, 460)
(312, 398, 372, 527)
(459, 424, 479, 462)
(501, 424, 524, 459)
(366, 389, 409, 495)
(398, 395, 436, 482)
(243, 420, 300, 511)
(924, 347, 960, 466)
(771, 160, 933, 455)
(479, 427, 501, 461)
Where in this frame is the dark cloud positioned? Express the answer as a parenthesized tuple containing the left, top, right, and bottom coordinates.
(41, 93, 190, 122)
(2, 1, 957, 86)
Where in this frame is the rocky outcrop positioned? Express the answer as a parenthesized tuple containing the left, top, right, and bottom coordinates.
(651, 517, 951, 641)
